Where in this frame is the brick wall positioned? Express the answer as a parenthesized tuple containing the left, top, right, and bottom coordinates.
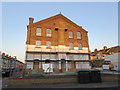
(8, 74, 119, 87)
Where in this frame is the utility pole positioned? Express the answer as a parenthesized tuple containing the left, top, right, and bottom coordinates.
(9, 58, 12, 77)
(13, 56, 17, 77)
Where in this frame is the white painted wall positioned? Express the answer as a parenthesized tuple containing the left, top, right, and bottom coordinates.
(76, 62, 91, 69)
(26, 53, 89, 60)
(105, 52, 120, 71)
(26, 45, 89, 53)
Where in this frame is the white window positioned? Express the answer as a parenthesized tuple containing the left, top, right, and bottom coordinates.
(76, 62, 81, 69)
(26, 53, 34, 60)
(69, 43, 74, 49)
(36, 28, 41, 36)
(77, 32, 81, 39)
(69, 31, 73, 38)
(36, 40, 41, 47)
(78, 43, 82, 49)
(46, 29, 51, 37)
(68, 62, 72, 69)
(46, 41, 51, 48)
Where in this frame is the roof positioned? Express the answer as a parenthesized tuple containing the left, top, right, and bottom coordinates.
(90, 46, 120, 56)
(28, 14, 88, 33)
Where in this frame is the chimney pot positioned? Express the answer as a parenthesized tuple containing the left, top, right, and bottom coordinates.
(94, 49, 98, 52)
(104, 46, 107, 49)
(29, 17, 34, 24)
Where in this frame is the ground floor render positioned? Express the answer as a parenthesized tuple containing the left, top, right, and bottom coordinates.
(25, 52, 91, 74)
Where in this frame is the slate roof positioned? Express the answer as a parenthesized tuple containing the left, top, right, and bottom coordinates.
(90, 46, 120, 56)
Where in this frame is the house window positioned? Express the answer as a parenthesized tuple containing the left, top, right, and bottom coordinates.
(69, 31, 73, 38)
(36, 40, 41, 47)
(69, 43, 74, 49)
(46, 29, 51, 37)
(78, 43, 82, 49)
(46, 41, 51, 48)
(77, 32, 81, 39)
(36, 28, 41, 36)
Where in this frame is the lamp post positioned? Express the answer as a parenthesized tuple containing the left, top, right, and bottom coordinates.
(9, 58, 12, 77)
(13, 56, 17, 77)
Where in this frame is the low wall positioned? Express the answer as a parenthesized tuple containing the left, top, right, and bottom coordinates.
(8, 76, 78, 88)
(8, 74, 119, 88)
(101, 74, 119, 82)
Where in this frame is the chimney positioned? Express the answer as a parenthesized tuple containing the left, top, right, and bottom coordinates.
(29, 17, 34, 24)
(104, 46, 107, 50)
(94, 49, 98, 52)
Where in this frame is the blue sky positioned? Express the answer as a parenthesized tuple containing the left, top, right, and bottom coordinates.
(1, 2, 118, 62)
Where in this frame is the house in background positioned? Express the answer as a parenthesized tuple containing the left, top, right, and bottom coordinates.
(25, 14, 91, 74)
(90, 46, 120, 60)
(1, 53, 24, 71)
(105, 52, 120, 71)
(90, 46, 120, 69)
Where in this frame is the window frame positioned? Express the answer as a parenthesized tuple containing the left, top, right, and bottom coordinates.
(46, 41, 52, 48)
(77, 32, 81, 39)
(46, 28, 52, 37)
(35, 40, 41, 47)
(36, 28, 42, 36)
(69, 43, 74, 50)
(69, 31, 73, 38)
(78, 43, 82, 50)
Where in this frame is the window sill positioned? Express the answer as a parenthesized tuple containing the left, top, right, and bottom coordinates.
(46, 47, 52, 49)
(77, 38, 82, 40)
(69, 48, 74, 50)
(46, 36, 52, 38)
(78, 49, 82, 50)
(35, 46, 41, 48)
(36, 35, 42, 37)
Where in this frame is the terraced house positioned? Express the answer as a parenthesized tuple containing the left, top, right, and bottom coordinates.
(25, 14, 91, 73)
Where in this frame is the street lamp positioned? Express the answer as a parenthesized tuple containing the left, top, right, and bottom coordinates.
(12, 56, 17, 77)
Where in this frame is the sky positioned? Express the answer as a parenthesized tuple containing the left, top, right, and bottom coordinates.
(1, 2, 118, 62)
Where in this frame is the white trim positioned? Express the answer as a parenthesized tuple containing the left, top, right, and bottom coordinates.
(26, 45, 89, 53)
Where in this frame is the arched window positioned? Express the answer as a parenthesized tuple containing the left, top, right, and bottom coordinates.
(36, 40, 41, 47)
(46, 41, 51, 48)
(77, 32, 81, 39)
(78, 43, 82, 49)
(46, 29, 51, 37)
(69, 43, 74, 49)
(69, 31, 73, 38)
(36, 28, 41, 36)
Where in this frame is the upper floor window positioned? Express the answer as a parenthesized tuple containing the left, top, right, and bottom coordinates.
(77, 32, 81, 39)
(78, 43, 82, 49)
(36, 28, 41, 36)
(69, 31, 73, 38)
(46, 29, 51, 37)
(46, 41, 51, 48)
(36, 40, 41, 47)
(69, 43, 74, 49)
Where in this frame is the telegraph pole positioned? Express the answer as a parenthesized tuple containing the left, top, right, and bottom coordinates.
(13, 56, 17, 77)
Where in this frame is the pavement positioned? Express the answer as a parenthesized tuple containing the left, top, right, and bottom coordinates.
(1, 70, 120, 89)
(7, 81, 119, 88)
(101, 70, 120, 75)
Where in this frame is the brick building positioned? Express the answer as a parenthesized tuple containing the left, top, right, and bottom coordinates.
(25, 14, 91, 73)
